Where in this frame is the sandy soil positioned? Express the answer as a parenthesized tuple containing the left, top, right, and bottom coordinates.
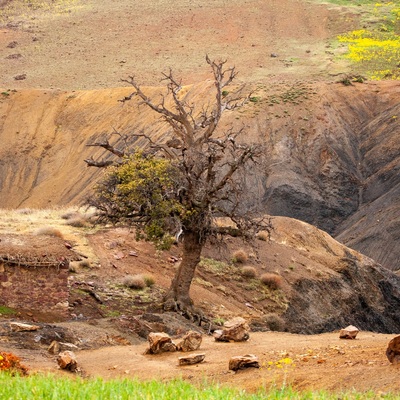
(0, 0, 356, 90)
(5, 330, 400, 394)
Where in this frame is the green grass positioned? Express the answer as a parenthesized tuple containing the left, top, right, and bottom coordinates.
(0, 305, 16, 315)
(0, 373, 396, 400)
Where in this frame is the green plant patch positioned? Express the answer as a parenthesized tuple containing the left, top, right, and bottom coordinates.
(0, 373, 396, 399)
(0, 305, 16, 315)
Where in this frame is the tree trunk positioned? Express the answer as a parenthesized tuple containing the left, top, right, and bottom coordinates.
(164, 229, 203, 313)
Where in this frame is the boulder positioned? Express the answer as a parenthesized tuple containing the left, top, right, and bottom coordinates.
(213, 317, 250, 342)
(229, 354, 260, 371)
(10, 322, 41, 332)
(48, 340, 79, 355)
(339, 325, 359, 339)
(178, 353, 206, 366)
(145, 332, 177, 354)
(57, 350, 78, 372)
(176, 331, 202, 352)
(386, 335, 400, 364)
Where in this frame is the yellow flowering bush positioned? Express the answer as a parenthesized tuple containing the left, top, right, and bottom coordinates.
(338, 1, 400, 79)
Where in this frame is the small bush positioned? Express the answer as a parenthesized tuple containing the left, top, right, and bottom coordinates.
(61, 211, 80, 220)
(232, 249, 248, 264)
(15, 208, 33, 215)
(263, 313, 286, 332)
(143, 274, 155, 287)
(122, 275, 146, 290)
(0, 352, 28, 375)
(260, 273, 283, 290)
(241, 266, 257, 279)
(256, 231, 269, 241)
(78, 260, 91, 269)
(34, 226, 63, 238)
(65, 216, 88, 228)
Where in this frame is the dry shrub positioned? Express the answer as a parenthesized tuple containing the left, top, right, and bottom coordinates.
(260, 273, 283, 290)
(241, 265, 257, 279)
(256, 231, 269, 241)
(263, 313, 286, 332)
(123, 274, 146, 290)
(61, 211, 80, 220)
(143, 274, 155, 287)
(232, 249, 248, 264)
(34, 226, 63, 238)
(65, 216, 88, 228)
(0, 351, 28, 375)
(78, 260, 91, 269)
(15, 208, 33, 215)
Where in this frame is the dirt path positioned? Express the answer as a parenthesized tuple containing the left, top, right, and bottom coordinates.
(0, 0, 356, 90)
(6, 331, 400, 393)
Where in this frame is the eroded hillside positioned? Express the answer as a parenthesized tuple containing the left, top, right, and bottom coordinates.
(0, 81, 398, 271)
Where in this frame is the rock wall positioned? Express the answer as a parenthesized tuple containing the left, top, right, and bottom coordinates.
(0, 262, 69, 316)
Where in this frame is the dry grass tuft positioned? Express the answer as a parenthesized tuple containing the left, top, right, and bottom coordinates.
(241, 265, 257, 279)
(263, 313, 286, 331)
(232, 249, 248, 264)
(143, 274, 155, 287)
(260, 273, 283, 290)
(122, 274, 146, 290)
(34, 226, 64, 239)
(256, 231, 269, 241)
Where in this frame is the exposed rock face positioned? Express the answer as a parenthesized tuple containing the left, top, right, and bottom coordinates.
(284, 254, 400, 334)
(0, 82, 398, 270)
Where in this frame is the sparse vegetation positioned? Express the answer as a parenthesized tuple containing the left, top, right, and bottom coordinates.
(256, 231, 269, 241)
(34, 226, 64, 238)
(122, 274, 146, 290)
(241, 265, 257, 279)
(0, 305, 16, 316)
(260, 273, 283, 290)
(262, 313, 286, 332)
(143, 274, 155, 287)
(232, 249, 248, 264)
(0, 352, 28, 375)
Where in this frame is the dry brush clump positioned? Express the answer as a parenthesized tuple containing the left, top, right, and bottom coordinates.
(260, 273, 283, 290)
(256, 231, 269, 241)
(122, 274, 155, 290)
(232, 249, 248, 264)
(0, 351, 28, 375)
(262, 313, 286, 332)
(241, 265, 257, 279)
(34, 226, 64, 238)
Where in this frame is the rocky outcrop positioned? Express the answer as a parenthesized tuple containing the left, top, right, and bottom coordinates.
(284, 253, 400, 334)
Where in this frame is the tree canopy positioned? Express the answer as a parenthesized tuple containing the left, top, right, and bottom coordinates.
(87, 56, 269, 320)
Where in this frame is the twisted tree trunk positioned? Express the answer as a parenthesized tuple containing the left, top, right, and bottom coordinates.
(164, 229, 203, 314)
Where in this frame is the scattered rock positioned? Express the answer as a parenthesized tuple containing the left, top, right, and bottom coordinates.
(178, 353, 205, 366)
(213, 317, 250, 342)
(145, 332, 177, 354)
(14, 74, 26, 81)
(10, 322, 41, 332)
(229, 354, 260, 371)
(48, 340, 79, 354)
(6, 53, 22, 60)
(6, 41, 18, 48)
(386, 335, 400, 364)
(176, 330, 202, 352)
(270, 53, 279, 58)
(57, 350, 78, 372)
(339, 325, 359, 339)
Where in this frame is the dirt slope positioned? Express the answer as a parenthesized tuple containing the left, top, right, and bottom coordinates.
(0, 0, 355, 89)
